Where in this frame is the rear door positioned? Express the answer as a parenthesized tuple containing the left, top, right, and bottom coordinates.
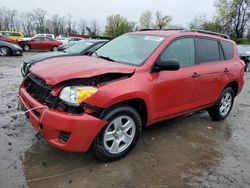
(191, 37, 229, 107)
(44, 37, 53, 50)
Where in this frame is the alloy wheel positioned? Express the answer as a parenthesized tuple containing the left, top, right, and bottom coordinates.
(219, 92, 232, 116)
(103, 116, 136, 154)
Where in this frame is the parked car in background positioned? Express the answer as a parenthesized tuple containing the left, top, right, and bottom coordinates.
(34, 33, 55, 39)
(237, 45, 250, 72)
(58, 37, 84, 51)
(21, 39, 108, 76)
(18, 37, 63, 51)
(0, 31, 24, 41)
(0, 41, 23, 56)
(0, 35, 18, 44)
(56, 37, 69, 45)
(19, 30, 244, 161)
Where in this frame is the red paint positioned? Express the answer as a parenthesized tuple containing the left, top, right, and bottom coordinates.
(19, 31, 245, 153)
(0, 36, 17, 44)
(29, 38, 62, 51)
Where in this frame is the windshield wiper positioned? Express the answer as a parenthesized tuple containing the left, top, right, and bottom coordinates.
(93, 51, 115, 62)
(98, 55, 115, 62)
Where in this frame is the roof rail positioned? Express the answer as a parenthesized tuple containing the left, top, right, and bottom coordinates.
(139, 28, 185, 32)
(183, 29, 230, 39)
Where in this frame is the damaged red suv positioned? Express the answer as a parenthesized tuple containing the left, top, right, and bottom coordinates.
(19, 30, 245, 161)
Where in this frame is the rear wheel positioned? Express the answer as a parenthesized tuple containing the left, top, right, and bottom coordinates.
(23, 45, 30, 52)
(0, 46, 11, 56)
(93, 105, 142, 162)
(208, 87, 234, 121)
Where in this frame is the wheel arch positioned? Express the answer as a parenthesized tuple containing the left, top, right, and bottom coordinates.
(224, 81, 238, 97)
(101, 98, 148, 128)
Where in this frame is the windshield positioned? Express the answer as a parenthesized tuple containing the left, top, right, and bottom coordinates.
(237, 45, 250, 54)
(94, 34, 165, 66)
(64, 41, 93, 53)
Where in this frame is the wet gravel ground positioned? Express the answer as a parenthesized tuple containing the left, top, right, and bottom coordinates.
(0, 52, 250, 188)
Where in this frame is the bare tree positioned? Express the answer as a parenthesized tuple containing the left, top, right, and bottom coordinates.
(154, 11, 172, 30)
(86, 20, 100, 36)
(78, 19, 87, 35)
(21, 11, 35, 36)
(139, 10, 153, 29)
(32, 8, 47, 33)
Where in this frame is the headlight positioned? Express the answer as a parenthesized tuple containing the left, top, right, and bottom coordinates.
(59, 86, 98, 106)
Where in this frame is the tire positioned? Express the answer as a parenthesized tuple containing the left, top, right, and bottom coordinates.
(0, 46, 11, 56)
(52, 46, 58, 51)
(93, 105, 142, 162)
(23, 45, 30, 52)
(208, 87, 234, 121)
(246, 63, 250, 72)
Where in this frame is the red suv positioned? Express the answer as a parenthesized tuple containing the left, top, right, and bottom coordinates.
(19, 37, 62, 51)
(19, 30, 245, 161)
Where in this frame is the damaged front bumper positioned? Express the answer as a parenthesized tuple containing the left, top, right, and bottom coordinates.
(19, 86, 107, 153)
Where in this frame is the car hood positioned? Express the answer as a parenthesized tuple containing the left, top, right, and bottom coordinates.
(24, 52, 75, 64)
(30, 56, 135, 85)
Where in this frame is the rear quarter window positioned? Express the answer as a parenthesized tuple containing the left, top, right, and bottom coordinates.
(197, 38, 221, 64)
(221, 40, 234, 60)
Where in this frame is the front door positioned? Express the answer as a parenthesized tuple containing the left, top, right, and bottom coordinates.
(152, 37, 197, 120)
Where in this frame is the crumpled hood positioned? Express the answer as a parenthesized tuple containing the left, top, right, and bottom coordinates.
(30, 56, 135, 85)
(24, 52, 73, 64)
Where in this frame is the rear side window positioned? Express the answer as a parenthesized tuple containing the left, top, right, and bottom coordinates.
(197, 38, 221, 64)
(221, 41, 234, 60)
(12, 33, 21, 37)
(159, 37, 195, 68)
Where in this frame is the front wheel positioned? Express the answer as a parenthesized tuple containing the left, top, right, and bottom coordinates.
(93, 106, 142, 162)
(52, 46, 58, 51)
(208, 87, 234, 121)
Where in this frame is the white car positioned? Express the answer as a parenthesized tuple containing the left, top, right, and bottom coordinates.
(34, 33, 55, 39)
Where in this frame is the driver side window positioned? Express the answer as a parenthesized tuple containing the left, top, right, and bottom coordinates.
(160, 37, 195, 68)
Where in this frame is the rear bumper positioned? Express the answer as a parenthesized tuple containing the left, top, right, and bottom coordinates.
(19, 85, 107, 153)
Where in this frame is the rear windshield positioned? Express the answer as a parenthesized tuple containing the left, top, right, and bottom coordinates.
(221, 41, 234, 60)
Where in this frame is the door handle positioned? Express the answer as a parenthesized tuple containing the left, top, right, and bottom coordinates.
(224, 68, 230, 73)
(192, 72, 200, 78)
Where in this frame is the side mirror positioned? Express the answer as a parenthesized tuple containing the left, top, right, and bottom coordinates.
(155, 59, 180, 71)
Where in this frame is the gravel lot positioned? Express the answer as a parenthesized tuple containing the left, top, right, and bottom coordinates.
(1, 52, 250, 188)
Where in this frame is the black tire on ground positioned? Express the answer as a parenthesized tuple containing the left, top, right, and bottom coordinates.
(208, 87, 235, 121)
(246, 63, 250, 72)
(0, 46, 11, 56)
(93, 105, 142, 162)
(23, 45, 30, 52)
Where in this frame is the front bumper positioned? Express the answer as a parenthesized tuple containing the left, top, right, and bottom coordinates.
(19, 85, 107, 153)
(13, 49, 23, 56)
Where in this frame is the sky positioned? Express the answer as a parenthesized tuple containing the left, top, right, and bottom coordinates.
(0, 0, 216, 29)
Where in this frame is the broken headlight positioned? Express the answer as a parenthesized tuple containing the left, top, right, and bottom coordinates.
(59, 86, 98, 106)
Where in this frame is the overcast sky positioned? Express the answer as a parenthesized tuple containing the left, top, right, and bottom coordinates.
(0, 0, 216, 29)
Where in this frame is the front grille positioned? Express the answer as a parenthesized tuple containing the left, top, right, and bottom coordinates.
(25, 74, 55, 106)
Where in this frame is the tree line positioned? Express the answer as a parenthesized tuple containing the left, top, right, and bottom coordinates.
(0, 7, 101, 37)
(190, 0, 250, 42)
(0, 0, 249, 42)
